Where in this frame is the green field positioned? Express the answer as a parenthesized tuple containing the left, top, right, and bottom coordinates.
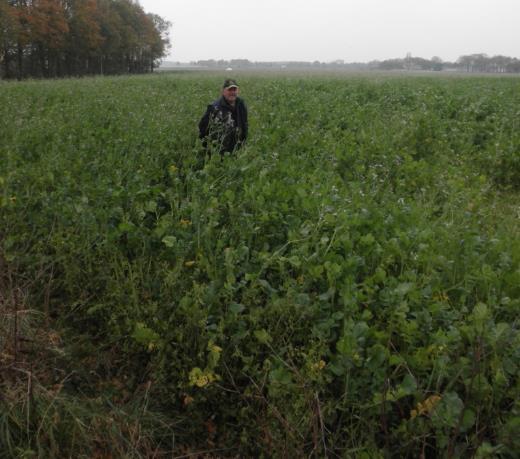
(1, 72, 519, 457)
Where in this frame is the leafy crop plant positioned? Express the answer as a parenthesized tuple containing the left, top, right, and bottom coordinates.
(1, 72, 519, 457)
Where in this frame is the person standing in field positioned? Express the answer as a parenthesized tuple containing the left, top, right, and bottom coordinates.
(198, 79, 248, 155)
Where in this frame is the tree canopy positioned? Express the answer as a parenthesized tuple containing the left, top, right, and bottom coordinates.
(0, 0, 171, 79)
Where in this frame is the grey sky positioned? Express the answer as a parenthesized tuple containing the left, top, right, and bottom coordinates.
(138, 0, 519, 63)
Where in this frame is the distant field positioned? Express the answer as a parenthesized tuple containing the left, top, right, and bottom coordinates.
(1, 73, 519, 457)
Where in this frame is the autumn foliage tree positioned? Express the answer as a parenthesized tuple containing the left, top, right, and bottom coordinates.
(0, 0, 170, 79)
(28, 0, 69, 77)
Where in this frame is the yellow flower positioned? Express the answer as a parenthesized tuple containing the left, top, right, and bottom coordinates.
(189, 367, 205, 387)
(410, 394, 442, 419)
(435, 291, 449, 302)
(195, 375, 209, 387)
(209, 344, 223, 354)
(188, 367, 218, 388)
(180, 218, 191, 227)
(184, 260, 196, 267)
(311, 360, 326, 371)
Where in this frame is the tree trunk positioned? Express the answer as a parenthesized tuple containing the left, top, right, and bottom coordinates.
(16, 42, 23, 80)
(39, 43, 46, 78)
(2, 50, 10, 79)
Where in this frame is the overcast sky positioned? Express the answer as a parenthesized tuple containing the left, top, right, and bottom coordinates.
(138, 0, 519, 63)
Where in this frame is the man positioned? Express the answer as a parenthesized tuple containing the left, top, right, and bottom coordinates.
(198, 79, 248, 155)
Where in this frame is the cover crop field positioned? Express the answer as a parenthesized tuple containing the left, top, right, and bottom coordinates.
(1, 72, 519, 457)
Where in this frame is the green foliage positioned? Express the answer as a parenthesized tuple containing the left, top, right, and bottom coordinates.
(1, 72, 519, 457)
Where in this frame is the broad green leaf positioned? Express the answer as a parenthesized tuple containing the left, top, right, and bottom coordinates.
(162, 236, 177, 248)
(254, 329, 272, 344)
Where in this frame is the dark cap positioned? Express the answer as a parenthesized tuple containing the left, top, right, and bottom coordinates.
(223, 79, 239, 89)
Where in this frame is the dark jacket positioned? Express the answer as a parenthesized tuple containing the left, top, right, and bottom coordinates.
(198, 96, 248, 153)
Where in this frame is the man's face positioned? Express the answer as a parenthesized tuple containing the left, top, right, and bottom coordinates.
(222, 86, 239, 104)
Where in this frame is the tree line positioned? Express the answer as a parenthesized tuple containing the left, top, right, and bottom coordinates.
(377, 53, 520, 73)
(455, 53, 520, 73)
(0, 0, 171, 80)
(187, 53, 520, 73)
